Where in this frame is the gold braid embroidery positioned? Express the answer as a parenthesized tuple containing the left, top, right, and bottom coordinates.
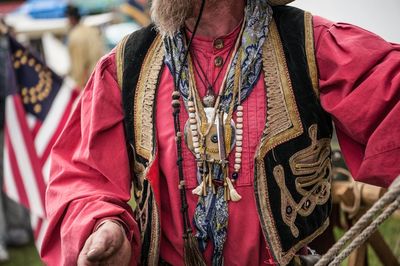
(256, 19, 303, 159)
(273, 125, 331, 237)
(304, 11, 319, 98)
(116, 33, 163, 265)
(148, 189, 161, 265)
(136, 183, 152, 240)
(115, 34, 130, 90)
(256, 159, 330, 265)
(254, 19, 330, 266)
(273, 165, 300, 237)
(134, 35, 164, 160)
(255, 160, 281, 262)
(291, 125, 332, 198)
(132, 38, 164, 265)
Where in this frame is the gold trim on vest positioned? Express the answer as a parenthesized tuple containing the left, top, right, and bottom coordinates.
(304, 12, 319, 98)
(254, 20, 330, 265)
(131, 34, 164, 265)
(116, 34, 130, 90)
(275, 124, 331, 238)
(255, 160, 330, 265)
(124, 13, 328, 266)
(149, 192, 161, 265)
(134, 35, 164, 160)
(257, 19, 303, 159)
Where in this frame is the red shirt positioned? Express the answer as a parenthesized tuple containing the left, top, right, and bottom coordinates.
(41, 16, 400, 265)
(157, 22, 270, 265)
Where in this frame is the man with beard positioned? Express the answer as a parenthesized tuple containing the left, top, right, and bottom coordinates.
(41, 0, 400, 265)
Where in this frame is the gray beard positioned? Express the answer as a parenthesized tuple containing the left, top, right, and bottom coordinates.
(150, 0, 196, 37)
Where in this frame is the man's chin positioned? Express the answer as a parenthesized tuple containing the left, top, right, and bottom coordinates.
(150, 0, 195, 37)
(153, 22, 184, 38)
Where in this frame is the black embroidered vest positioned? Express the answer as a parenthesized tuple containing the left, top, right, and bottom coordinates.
(117, 6, 333, 265)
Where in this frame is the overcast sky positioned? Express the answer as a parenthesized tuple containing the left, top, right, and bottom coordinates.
(290, 0, 400, 43)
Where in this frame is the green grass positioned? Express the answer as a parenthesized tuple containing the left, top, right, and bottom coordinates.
(1, 242, 42, 266)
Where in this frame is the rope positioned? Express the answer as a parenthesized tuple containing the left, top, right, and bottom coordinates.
(330, 198, 400, 265)
(316, 175, 400, 266)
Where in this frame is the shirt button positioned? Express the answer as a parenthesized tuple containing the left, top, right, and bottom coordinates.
(214, 56, 223, 67)
(214, 39, 224, 50)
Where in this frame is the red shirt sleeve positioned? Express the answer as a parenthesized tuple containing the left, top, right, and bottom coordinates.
(41, 50, 141, 265)
(314, 16, 400, 187)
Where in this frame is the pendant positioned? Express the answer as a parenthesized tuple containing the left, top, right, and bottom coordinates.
(185, 108, 242, 201)
(202, 86, 216, 107)
(184, 108, 236, 161)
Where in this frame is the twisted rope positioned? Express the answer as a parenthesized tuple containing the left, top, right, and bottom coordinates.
(316, 175, 400, 266)
(330, 198, 400, 265)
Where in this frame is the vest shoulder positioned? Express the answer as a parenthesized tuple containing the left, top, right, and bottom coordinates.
(115, 24, 159, 89)
(272, 5, 307, 22)
(115, 24, 158, 61)
(123, 24, 158, 51)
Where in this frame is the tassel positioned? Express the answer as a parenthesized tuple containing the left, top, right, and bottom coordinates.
(224, 178, 230, 201)
(208, 165, 213, 188)
(183, 231, 206, 266)
(192, 182, 204, 196)
(226, 178, 242, 202)
(202, 178, 207, 196)
(208, 166, 216, 194)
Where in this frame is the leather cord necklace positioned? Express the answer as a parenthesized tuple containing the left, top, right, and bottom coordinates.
(167, 1, 206, 265)
(189, 40, 236, 107)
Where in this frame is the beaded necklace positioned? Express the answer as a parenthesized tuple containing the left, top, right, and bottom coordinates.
(183, 21, 245, 202)
(167, 2, 208, 264)
(165, 2, 273, 262)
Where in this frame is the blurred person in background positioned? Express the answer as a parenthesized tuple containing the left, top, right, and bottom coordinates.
(128, 0, 149, 11)
(65, 5, 105, 90)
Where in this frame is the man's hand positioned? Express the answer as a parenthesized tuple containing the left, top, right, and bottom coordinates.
(77, 221, 131, 266)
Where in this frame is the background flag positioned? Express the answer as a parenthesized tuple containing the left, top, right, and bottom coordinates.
(2, 33, 78, 250)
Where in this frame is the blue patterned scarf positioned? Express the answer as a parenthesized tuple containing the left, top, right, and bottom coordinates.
(164, 1, 273, 265)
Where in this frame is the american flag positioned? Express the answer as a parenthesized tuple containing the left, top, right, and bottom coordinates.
(2, 34, 78, 249)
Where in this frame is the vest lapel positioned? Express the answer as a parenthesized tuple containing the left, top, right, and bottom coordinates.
(256, 19, 304, 160)
(134, 35, 164, 161)
(133, 35, 164, 265)
(254, 13, 332, 265)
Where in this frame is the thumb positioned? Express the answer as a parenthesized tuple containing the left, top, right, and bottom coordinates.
(86, 221, 126, 261)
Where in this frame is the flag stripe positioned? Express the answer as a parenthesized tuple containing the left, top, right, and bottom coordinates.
(2, 144, 18, 199)
(33, 217, 43, 241)
(35, 217, 48, 251)
(3, 139, 21, 202)
(31, 121, 42, 139)
(30, 214, 39, 231)
(26, 113, 37, 131)
(42, 158, 51, 184)
(35, 79, 75, 158)
(6, 97, 45, 217)
(4, 129, 30, 209)
(4, 35, 78, 252)
(12, 96, 48, 204)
